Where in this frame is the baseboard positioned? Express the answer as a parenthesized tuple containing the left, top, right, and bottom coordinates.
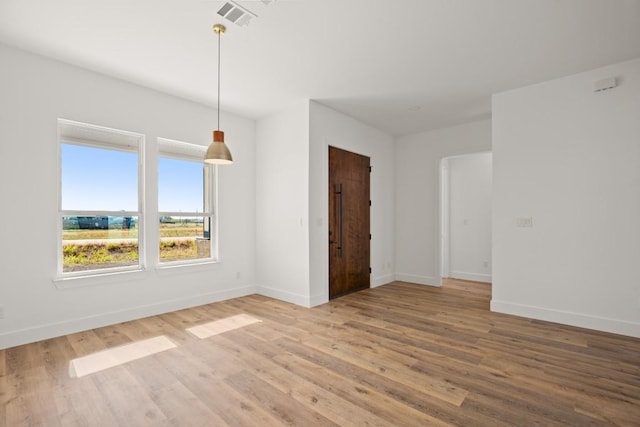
(0, 285, 257, 350)
(394, 273, 440, 287)
(256, 286, 311, 308)
(450, 271, 492, 283)
(309, 293, 328, 307)
(491, 299, 640, 339)
(371, 274, 395, 288)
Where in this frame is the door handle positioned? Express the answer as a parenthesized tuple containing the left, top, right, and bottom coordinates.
(336, 183, 343, 258)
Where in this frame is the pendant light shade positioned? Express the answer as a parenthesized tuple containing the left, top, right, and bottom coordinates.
(205, 130, 233, 164)
(205, 24, 234, 165)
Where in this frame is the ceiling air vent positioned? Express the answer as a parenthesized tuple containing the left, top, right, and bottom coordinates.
(217, 1, 257, 27)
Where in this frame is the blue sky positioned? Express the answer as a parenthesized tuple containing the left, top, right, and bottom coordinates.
(158, 157, 203, 213)
(62, 144, 203, 213)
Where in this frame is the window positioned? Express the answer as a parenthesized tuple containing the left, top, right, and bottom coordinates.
(158, 138, 216, 264)
(58, 120, 144, 276)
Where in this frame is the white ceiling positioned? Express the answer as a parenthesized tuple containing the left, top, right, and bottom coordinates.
(1, 0, 639, 136)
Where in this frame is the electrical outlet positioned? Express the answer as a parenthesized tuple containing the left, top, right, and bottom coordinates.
(483, 261, 489, 268)
(0, 306, 4, 319)
(516, 217, 533, 228)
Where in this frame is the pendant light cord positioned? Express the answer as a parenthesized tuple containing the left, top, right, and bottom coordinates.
(217, 28, 221, 130)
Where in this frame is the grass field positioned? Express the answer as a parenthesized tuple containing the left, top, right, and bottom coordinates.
(62, 224, 208, 271)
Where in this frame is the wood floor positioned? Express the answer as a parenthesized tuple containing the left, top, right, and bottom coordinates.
(2, 280, 640, 426)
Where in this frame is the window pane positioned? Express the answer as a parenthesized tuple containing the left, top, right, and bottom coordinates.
(61, 144, 138, 211)
(159, 216, 210, 262)
(62, 215, 139, 272)
(158, 157, 204, 213)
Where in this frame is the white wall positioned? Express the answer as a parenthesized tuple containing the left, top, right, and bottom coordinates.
(395, 120, 492, 286)
(309, 101, 396, 305)
(447, 152, 492, 282)
(492, 57, 640, 338)
(255, 101, 310, 306)
(0, 44, 257, 349)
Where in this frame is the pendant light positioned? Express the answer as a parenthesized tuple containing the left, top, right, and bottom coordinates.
(205, 24, 233, 165)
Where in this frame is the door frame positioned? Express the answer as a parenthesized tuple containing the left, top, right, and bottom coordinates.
(440, 157, 451, 279)
(439, 151, 493, 283)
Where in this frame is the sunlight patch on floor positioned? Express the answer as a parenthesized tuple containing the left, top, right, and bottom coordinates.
(69, 335, 177, 378)
(186, 313, 262, 339)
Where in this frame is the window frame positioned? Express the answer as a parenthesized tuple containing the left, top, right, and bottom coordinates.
(57, 119, 145, 278)
(157, 137, 218, 267)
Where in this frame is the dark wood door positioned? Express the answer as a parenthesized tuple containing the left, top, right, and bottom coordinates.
(329, 146, 370, 299)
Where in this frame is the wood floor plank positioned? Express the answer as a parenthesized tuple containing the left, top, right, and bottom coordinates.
(126, 350, 184, 394)
(134, 314, 195, 346)
(271, 351, 454, 426)
(51, 376, 120, 426)
(573, 392, 640, 426)
(273, 336, 501, 426)
(5, 367, 62, 426)
(39, 336, 79, 384)
(479, 342, 640, 401)
(461, 391, 568, 427)
(66, 329, 109, 358)
(116, 317, 167, 343)
(302, 333, 469, 406)
(91, 365, 170, 425)
(3, 279, 640, 426)
(0, 349, 6, 426)
(249, 357, 399, 427)
(151, 340, 287, 426)
(351, 313, 486, 364)
(415, 356, 599, 425)
(224, 369, 340, 427)
(478, 334, 640, 387)
(0, 367, 12, 427)
(151, 380, 230, 427)
(427, 310, 493, 334)
(210, 331, 431, 426)
(92, 323, 135, 349)
(5, 342, 45, 373)
(0, 349, 6, 377)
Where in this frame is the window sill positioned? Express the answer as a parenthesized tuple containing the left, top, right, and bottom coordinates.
(53, 268, 147, 289)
